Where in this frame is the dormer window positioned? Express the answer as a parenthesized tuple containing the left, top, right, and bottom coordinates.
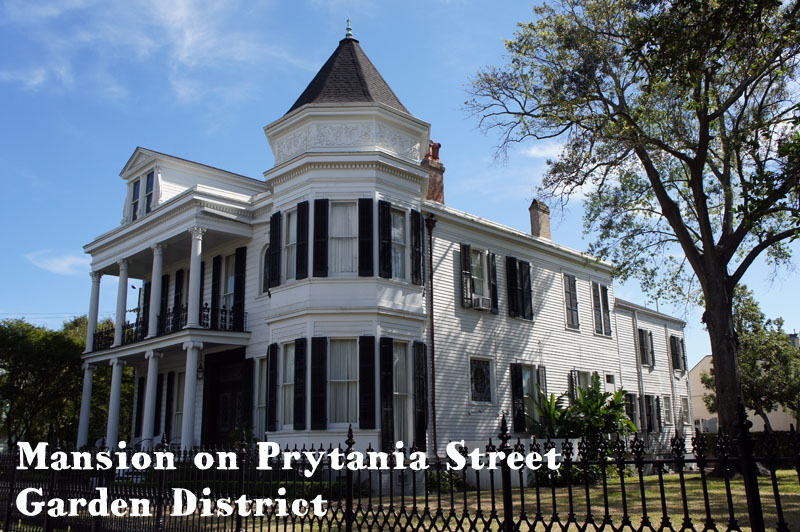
(144, 171, 154, 214)
(130, 180, 140, 221)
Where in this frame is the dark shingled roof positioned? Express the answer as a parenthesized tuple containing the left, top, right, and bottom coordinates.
(286, 37, 410, 115)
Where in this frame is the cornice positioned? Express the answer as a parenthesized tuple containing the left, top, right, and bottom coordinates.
(265, 157, 427, 190)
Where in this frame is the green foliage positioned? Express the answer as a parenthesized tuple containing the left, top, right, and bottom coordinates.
(425, 470, 465, 493)
(534, 463, 634, 487)
(526, 391, 572, 439)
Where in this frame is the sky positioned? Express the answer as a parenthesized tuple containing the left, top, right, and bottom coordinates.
(1, 0, 798, 370)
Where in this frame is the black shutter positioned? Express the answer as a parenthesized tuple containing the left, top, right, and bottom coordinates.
(262, 247, 270, 293)
(232, 247, 246, 332)
(240, 357, 254, 431)
(506, 256, 519, 317)
(198, 261, 205, 317)
(538, 366, 547, 396)
(296, 201, 309, 280)
(267, 343, 278, 432)
(637, 329, 647, 365)
(379, 337, 394, 451)
(159, 274, 169, 333)
(670, 336, 679, 370)
(681, 338, 687, 371)
(294, 338, 307, 430)
(413, 341, 427, 450)
(211, 256, 221, 329)
(141, 281, 151, 337)
(311, 337, 328, 430)
(269, 212, 282, 287)
(460, 243, 473, 308)
(358, 198, 374, 277)
(592, 282, 603, 334)
(165, 372, 174, 442)
(568, 370, 578, 403)
(510, 363, 525, 433)
(488, 252, 498, 314)
(134, 376, 145, 438)
(411, 210, 423, 285)
(154, 373, 164, 436)
(378, 200, 392, 279)
(520, 261, 533, 320)
(649, 331, 655, 366)
(359, 336, 376, 429)
(174, 269, 184, 310)
(656, 396, 663, 432)
(601, 285, 612, 335)
(313, 199, 328, 277)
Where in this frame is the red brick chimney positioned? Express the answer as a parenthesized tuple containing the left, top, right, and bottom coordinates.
(422, 141, 445, 203)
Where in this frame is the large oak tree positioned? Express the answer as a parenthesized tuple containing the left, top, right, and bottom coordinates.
(468, 0, 800, 434)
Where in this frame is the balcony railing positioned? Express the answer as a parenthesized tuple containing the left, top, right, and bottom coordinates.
(201, 303, 247, 332)
(92, 325, 114, 351)
(157, 305, 187, 336)
(121, 318, 147, 345)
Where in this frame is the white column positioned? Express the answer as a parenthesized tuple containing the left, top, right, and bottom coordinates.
(180, 341, 202, 449)
(105, 358, 125, 449)
(85, 272, 102, 353)
(147, 245, 164, 338)
(76, 364, 95, 448)
(186, 227, 206, 328)
(141, 350, 162, 449)
(113, 260, 129, 347)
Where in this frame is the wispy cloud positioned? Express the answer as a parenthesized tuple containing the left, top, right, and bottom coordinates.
(520, 141, 563, 159)
(25, 249, 90, 275)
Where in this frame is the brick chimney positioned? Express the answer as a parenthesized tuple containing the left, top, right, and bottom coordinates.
(529, 199, 551, 239)
(422, 141, 445, 203)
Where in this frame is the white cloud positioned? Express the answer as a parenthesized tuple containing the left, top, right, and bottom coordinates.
(25, 249, 90, 275)
(520, 141, 563, 159)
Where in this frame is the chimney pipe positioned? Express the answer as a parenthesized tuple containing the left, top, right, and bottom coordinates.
(529, 199, 551, 239)
(422, 141, 445, 204)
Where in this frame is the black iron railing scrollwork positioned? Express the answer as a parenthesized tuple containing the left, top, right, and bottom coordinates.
(200, 303, 246, 332)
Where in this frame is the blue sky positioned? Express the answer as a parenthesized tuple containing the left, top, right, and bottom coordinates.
(1, 0, 797, 369)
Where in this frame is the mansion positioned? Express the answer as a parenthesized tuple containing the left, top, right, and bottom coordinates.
(78, 32, 691, 455)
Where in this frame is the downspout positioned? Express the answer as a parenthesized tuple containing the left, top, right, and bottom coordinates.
(425, 213, 438, 454)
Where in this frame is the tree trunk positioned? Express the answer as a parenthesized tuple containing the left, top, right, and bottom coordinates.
(703, 284, 742, 437)
(755, 409, 773, 433)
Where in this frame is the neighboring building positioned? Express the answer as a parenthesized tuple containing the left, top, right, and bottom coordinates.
(689, 355, 796, 433)
(77, 32, 691, 455)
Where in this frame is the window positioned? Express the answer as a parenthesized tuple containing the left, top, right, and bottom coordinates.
(470, 358, 492, 403)
(144, 171, 154, 214)
(130, 179, 140, 221)
(222, 254, 235, 310)
(329, 339, 358, 424)
(638, 328, 655, 366)
(643, 395, 660, 432)
(624, 393, 638, 429)
(563, 274, 580, 329)
(521, 365, 539, 431)
(391, 209, 406, 279)
(393, 342, 412, 444)
(592, 282, 612, 336)
(470, 249, 487, 297)
(281, 343, 295, 428)
(577, 370, 593, 390)
(662, 395, 673, 425)
(605, 373, 616, 392)
(330, 202, 357, 274)
(680, 397, 690, 425)
(285, 210, 297, 281)
(261, 246, 270, 294)
(257, 357, 268, 437)
(174, 372, 185, 441)
(506, 257, 533, 320)
(670, 335, 686, 371)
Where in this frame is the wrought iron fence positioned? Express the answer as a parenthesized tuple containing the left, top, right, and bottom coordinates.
(0, 414, 797, 532)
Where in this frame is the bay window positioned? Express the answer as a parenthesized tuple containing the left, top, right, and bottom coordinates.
(393, 342, 411, 445)
(285, 210, 297, 281)
(329, 339, 358, 424)
(330, 202, 357, 274)
(391, 208, 406, 279)
(281, 343, 295, 428)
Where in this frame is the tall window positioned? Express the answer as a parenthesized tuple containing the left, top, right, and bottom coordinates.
(521, 365, 538, 431)
(592, 282, 612, 336)
(638, 328, 655, 366)
(563, 274, 580, 329)
(144, 171, 154, 214)
(470, 358, 492, 403)
(624, 393, 638, 429)
(329, 339, 358, 424)
(393, 342, 411, 445)
(261, 245, 270, 294)
(174, 372, 185, 441)
(470, 249, 486, 296)
(257, 357, 268, 437)
(670, 335, 685, 371)
(330, 202, 357, 274)
(285, 210, 297, 281)
(391, 209, 406, 279)
(223, 254, 235, 309)
(680, 397, 690, 425)
(662, 395, 673, 425)
(281, 343, 295, 428)
(130, 180, 140, 221)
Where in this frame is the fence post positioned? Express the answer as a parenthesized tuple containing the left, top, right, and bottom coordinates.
(345, 425, 354, 532)
(42, 459, 57, 532)
(3, 448, 18, 532)
(153, 434, 167, 532)
(236, 433, 248, 532)
(498, 414, 514, 532)
(733, 397, 765, 532)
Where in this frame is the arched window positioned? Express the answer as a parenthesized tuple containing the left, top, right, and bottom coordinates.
(261, 245, 270, 294)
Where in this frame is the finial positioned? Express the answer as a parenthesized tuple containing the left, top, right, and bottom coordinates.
(346, 17, 353, 38)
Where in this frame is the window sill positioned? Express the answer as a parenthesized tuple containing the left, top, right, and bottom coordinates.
(593, 332, 614, 339)
(564, 325, 581, 332)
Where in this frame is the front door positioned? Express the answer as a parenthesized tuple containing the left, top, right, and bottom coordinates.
(202, 348, 253, 446)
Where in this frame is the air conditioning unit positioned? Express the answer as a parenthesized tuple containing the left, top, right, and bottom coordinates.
(472, 296, 492, 311)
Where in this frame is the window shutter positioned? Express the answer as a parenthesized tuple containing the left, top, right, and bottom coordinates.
(294, 338, 307, 430)
(173, 269, 184, 311)
(488, 252, 498, 314)
(600, 285, 612, 335)
(520, 260, 533, 320)
(656, 396, 663, 432)
(670, 336, 678, 370)
(310, 337, 328, 430)
(359, 336, 376, 429)
(141, 281, 151, 337)
(648, 331, 655, 366)
(154, 373, 163, 436)
(681, 338, 687, 371)
(460, 243, 473, 308)
(411, 210, 423, 285)
(510, 363, 525, 433)
(568, 370, 578, 403)
(159, 274, 170, 333)
(267, 343, 278, 432)
(233, 247, 246, 332)
(211, 257, 220, 329)
(262, 247, 270, 293)
(564, 274, 579, 329)
(537, 365, 547, 396)
(379, 337, 394, 451)
(296, 201, 309, 280)
(312, 199, 328, 277)
(637, 329, 647, 365)
(413, 341, 428, 450)
(268, 212, 282, 287)
(165, 372, 174, 441)
(506, 256, 519, 317)
(240, 357, 254, 432)
(134, 376, 145, 438)
(378, 200, 392, 279)
(640, 396, 649, 432)
(592, 282, 602, 334)
(358, 198, 374, 277)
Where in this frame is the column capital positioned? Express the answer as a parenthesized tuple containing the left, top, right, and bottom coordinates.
(145, 350, 164, 360)
(182, 341, 204, 351)
(90, 271, 103, 282)
(82, 362, 95, 372)
(109, 358, 127, 368)
(151, 243, 165, 255)
(117, 259, 129, 271)
(189, 226, 206, 240)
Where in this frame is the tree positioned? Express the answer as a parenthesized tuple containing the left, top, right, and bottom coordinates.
(468, 0, 800, 434)
(700, 286, 800, 431)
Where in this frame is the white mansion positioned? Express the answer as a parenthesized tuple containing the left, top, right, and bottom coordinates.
(78, 33, 692, 455)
